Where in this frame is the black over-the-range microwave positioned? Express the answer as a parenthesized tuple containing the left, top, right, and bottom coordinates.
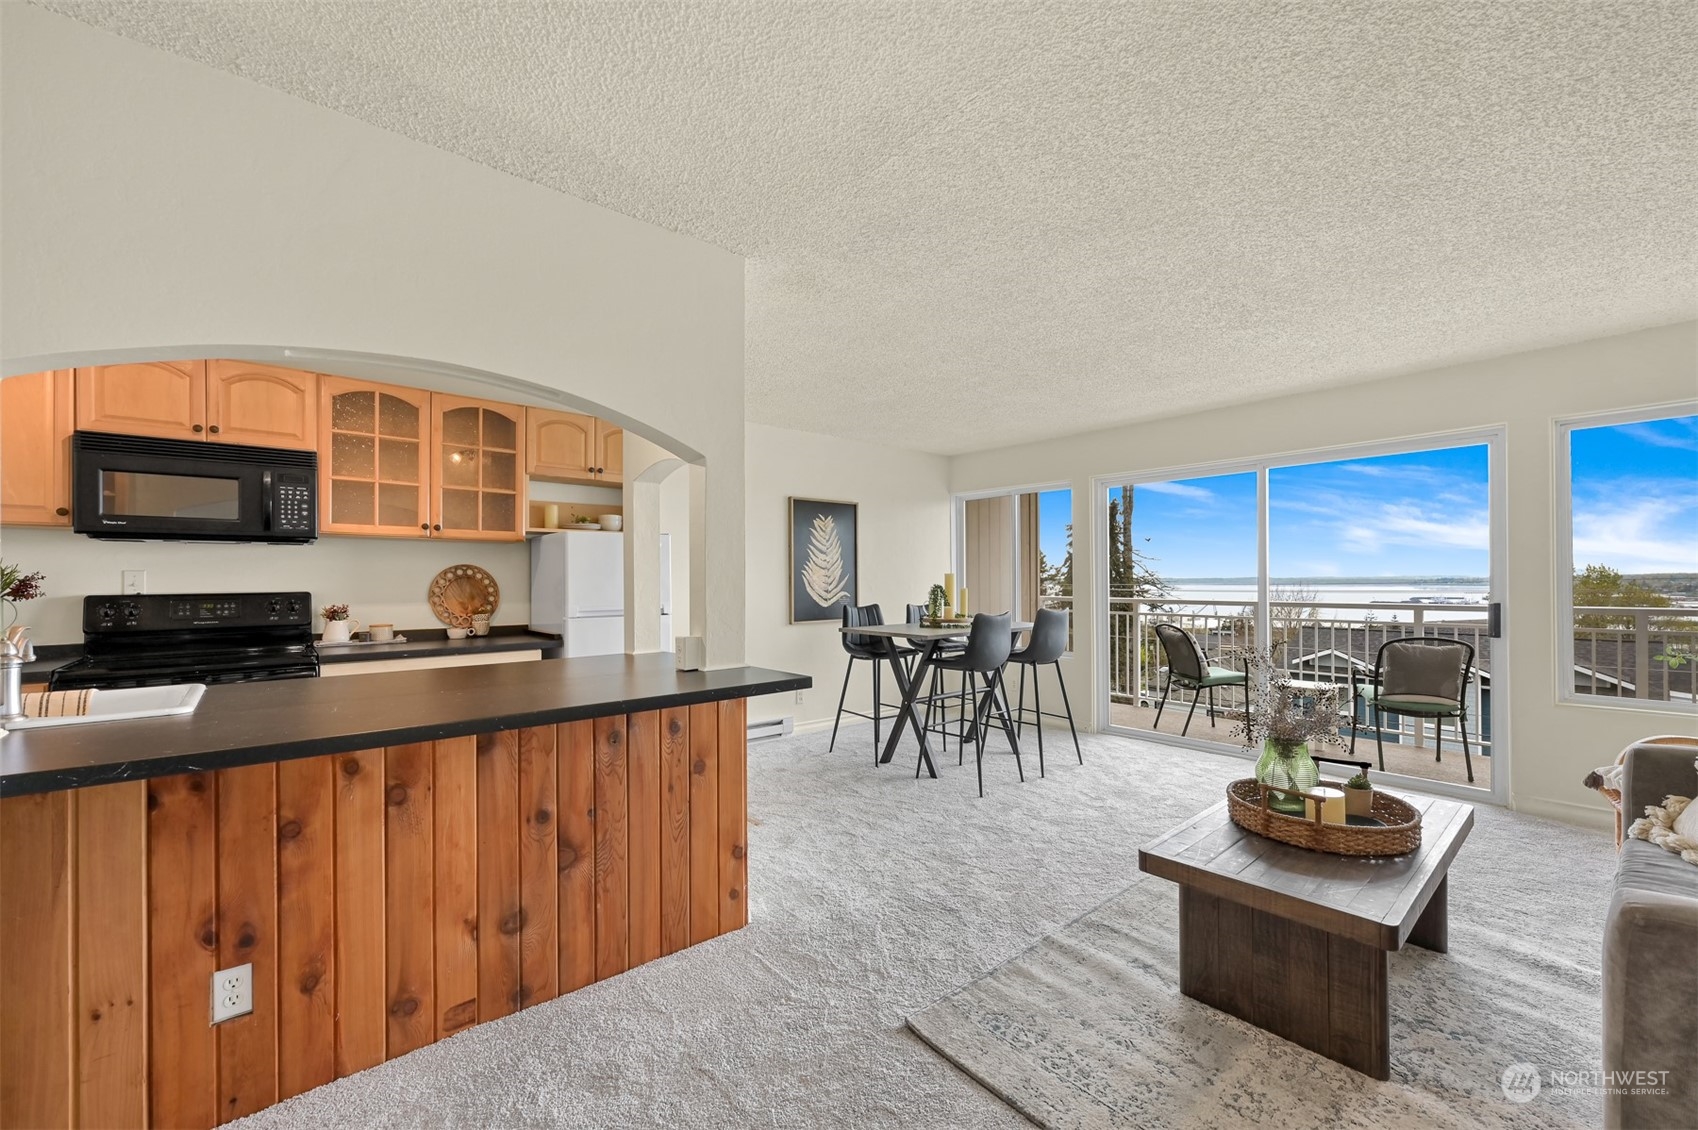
(72, 431, 318, 544)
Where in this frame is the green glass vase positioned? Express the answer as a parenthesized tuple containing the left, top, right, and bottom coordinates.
(1256, 739, 1319, 816)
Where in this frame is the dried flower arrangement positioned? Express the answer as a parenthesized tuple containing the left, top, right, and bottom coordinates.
(321, 603, 352, 622)
(1, 561, 46, 632)
(1230, 646, 1346, 753)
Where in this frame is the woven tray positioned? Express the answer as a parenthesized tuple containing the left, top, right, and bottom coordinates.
(1226, 778, 1422, 856)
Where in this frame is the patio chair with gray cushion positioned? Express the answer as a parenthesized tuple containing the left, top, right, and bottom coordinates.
(1152, 623, 1250, 737)
(1350, 636, 1476, 783)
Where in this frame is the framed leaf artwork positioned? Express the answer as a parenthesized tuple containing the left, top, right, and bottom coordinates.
(789, 497, 858, 623)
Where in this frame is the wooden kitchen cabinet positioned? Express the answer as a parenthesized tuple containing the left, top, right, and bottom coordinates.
(433, 394, 526, 540)
(206, 361, 317, 449)
(597, 420, 624, 483)
(75, 360, 207, 441)
(527, 408, 597, 480)
(74, 359, 316, 449)
(0, 370, 75, 526)
(527, 407, 623, 485)
(318, 376, 432, 538)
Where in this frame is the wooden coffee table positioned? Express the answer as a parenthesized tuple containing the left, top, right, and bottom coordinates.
(1137, 793, 1473, 1079)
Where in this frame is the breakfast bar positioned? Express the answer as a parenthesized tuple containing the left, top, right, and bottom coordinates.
(0, 655, 807, 1128)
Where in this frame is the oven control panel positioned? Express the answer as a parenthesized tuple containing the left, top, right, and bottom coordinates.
(83, 591, 313, 632)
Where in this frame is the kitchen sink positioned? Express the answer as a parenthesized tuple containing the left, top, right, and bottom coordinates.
(4, 683, 207, 730)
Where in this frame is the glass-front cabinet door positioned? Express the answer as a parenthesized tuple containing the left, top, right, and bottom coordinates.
(431, 394, 526, 541)
(318, 376, 432, 537)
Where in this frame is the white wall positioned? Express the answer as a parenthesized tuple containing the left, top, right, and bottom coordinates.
(951, 321, 1698, 825)
(745, 423, 952, 731)
(2, 525, 530, 645)
(0, 4, 746, 665)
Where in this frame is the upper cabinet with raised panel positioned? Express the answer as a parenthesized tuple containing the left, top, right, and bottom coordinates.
(319, 376, 432, 538)
(597, 421, 623, 484)
(435, 395, 525, 541)
(527, 409, 596, 480)
(527, 408, 623, 485)
(74, 360, 316, 449)
(75, 360, 206, 441)
(1, 371, 75, 526)
(206, 361, 317, 449)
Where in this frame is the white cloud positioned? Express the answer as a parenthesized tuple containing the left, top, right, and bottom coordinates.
(1137, 481, 1214, 501)
(1617, 419, 1698, 453)
(1573, 498, 1698, 574)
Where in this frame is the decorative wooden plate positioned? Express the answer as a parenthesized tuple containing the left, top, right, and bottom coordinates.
(428, 564, 501, 628)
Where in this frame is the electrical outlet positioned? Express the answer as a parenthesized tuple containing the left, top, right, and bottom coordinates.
(794, 690, 804, 705)
(121, 569, 146, 595)
(210, 962, 253, 1024)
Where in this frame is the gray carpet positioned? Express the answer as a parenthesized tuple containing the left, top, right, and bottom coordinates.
(908, 863, 1607, 1130)
(236, 723, 1615, 1129)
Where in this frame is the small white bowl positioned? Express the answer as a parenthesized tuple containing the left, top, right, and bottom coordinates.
(598, 514, 623, 531)
(446, 627, 470, 639)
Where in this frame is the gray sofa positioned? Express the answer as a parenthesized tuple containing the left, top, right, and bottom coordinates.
(1603, 741, 1698, 1130)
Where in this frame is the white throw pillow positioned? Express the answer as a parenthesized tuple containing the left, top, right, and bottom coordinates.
(1676, 792, 1698, 843)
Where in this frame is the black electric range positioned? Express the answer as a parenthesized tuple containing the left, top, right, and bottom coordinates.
(49, 592, 319, 690)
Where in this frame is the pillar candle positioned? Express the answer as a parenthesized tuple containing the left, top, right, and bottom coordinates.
(958, 587, 969, 617)
(944, 573, 956, 610)
(1305, 787, 1347, 825)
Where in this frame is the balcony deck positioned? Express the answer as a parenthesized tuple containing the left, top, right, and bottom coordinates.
(1105, 700, 1490, 789)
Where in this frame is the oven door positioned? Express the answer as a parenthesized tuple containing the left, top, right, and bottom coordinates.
(72, 431, 316, 543)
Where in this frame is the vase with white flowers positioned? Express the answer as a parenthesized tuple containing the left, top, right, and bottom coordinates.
(1232, 647, 1346, 816)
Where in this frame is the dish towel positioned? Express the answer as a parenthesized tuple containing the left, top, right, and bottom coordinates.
(23, 689, 96, 718)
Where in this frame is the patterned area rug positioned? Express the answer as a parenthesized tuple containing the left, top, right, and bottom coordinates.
(909, 807, 1608, 1130)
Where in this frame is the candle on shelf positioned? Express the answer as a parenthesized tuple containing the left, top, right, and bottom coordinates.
(958, 587, 969, 617)
(1305, 787, 1347, 825)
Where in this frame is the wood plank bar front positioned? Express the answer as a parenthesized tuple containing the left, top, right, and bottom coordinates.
(0, 708, 753, 1128)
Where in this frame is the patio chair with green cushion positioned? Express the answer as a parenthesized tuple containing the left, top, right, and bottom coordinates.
(1152, 623, 1249, 737)
(1350, 636, 1476, 783)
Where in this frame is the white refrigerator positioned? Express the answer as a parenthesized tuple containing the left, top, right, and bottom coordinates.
(530, 531, 674, 657)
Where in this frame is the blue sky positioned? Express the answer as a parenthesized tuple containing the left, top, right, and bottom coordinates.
(1571, 414, 1698, 575)
(1038, 489, 1072, 573)
(1040, 415, 1697, 582)
(1113, 445, 1493, 579)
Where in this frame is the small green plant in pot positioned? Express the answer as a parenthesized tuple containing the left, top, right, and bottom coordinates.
(1343, 770, 1374, 819)
(926, 583, 948, 623)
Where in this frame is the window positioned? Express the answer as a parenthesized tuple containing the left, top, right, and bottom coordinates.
(959, 486, 1073, 646)
(1561, 407, 1698, 707)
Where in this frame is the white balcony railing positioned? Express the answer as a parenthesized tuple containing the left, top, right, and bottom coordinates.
(1106, 597, 1495, 754)
(1571, 604, 1698, 702)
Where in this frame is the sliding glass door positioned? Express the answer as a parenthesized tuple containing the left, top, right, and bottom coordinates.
(1101, 433, 1503, 798)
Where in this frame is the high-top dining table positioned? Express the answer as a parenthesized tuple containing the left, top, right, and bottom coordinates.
(840, 621, 1032, 778)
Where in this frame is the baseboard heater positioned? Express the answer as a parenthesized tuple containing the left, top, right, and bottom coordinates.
(747, 715, 794, 743)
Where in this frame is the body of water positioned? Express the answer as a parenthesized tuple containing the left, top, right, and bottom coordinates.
(1158, 579, 1490, 623)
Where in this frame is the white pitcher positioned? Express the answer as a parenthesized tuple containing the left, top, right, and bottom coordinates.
(321, 618, 360, 644)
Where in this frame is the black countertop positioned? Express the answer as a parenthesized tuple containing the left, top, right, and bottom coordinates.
(315, 628, 563, 664)
(0, 654, 809, 797)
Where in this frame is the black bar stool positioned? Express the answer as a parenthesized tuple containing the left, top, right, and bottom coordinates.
(829, 603, 903, 763)
(1009, 608, 1081, 777)
(921, 612, 1021, 797)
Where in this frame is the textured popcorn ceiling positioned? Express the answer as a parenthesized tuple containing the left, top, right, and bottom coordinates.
(36, 1, 1698, 454)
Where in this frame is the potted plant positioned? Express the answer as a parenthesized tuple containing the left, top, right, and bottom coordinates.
(926, 583, 948, 624)
(1232, 647, 1346, 816)
(1343, 770, 1374, 818)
